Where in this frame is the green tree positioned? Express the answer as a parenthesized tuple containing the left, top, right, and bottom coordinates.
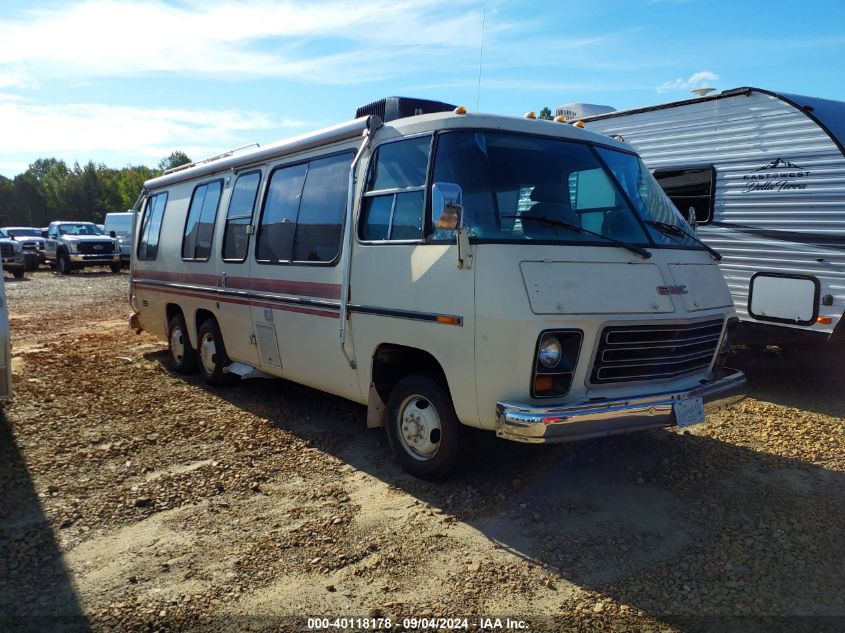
(158, 151, 192, 172)
(539, 107, 553, 120)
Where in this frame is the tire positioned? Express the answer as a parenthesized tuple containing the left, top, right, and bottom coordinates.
(24, 254, 38, 272)
(12, 269, 24, 279)
(168, 313, 197, 374)
(57, 250, 72, 275)
(196, 319, 231, 386)
(386, 374, 464, 480)
(110, 263, 122, 273)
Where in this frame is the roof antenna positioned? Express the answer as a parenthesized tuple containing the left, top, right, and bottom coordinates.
(476, 8, 486, 111)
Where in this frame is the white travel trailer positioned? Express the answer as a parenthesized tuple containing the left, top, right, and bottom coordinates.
(130, 97, 745, 479)
(577, 87, 845, 344)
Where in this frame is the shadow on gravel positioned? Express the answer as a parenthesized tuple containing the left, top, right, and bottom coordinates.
(728, 345, 845, 418)
(148, 347, 845, 632)
(0, 411, 90, 632)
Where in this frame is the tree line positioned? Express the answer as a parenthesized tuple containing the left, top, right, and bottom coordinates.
(0, 151, 191, 228)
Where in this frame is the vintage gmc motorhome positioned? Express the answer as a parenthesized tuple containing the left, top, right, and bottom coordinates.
(130, 98, 745, 479)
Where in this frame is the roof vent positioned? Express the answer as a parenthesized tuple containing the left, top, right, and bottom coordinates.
(355, 97, 457, 122)
(691, 88, 716, 97)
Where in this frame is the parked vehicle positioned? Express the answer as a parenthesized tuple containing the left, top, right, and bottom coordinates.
(576, 87, 845, 345)
(44, 221, 122, 274)
(0, 234, 25, 279)
(103, 212, 134, 267)
(0, 266, 11, 400)
(1, 226, 47, 271)
(130, 97, 746, 479)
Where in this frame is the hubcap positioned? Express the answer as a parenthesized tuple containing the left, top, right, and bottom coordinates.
(199, 332, 217, 374)
(169, 326, 185, 364)
(398, 395, 442, 461)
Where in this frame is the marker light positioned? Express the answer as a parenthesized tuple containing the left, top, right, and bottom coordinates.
(612, 134, 625, 142)
(454, 106, 467, 115)
(524, 111, 537, 119)
(573, 121, 585, 128)
(817, 316, 832, 325)
(553, 115, 567, 123)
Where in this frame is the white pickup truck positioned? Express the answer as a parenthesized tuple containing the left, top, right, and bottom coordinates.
(44, 221, 122, 274)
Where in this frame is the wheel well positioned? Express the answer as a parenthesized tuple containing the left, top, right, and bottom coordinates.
(194, 308, 216, 336)
(371, 344, 449, 403)
(165, 303, 183, 323)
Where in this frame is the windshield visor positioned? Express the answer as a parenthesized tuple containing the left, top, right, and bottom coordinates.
(431, 131, 702, 250)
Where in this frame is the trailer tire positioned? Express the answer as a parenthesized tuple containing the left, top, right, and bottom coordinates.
(197, 319, 231, 386)
(168, 313, 197, 374)
(386, 374, 464, 480)
(57, 250, 72, 275)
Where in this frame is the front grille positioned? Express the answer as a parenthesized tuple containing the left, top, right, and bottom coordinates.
(591, 318, 724, 384)
(77, 241, 114, 254)
(0, 244, 13, 258)
(22, 241, 38, 250)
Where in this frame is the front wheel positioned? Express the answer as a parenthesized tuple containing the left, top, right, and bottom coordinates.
(197, 319, 231, 386)
(57, 250, 72, 275)
(110, 263, 122, 273)
(12, 269, 24, 279)
(386, 375, 464, 480)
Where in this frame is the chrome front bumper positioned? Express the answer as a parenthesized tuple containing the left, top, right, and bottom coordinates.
(70, 254, 120, 262)
(496, 368, 746, 444)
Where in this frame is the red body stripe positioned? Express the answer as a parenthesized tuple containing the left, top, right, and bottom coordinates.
(134, 270, 341, 300)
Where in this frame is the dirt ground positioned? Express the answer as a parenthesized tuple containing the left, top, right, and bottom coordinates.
(1, 269, 843, 633)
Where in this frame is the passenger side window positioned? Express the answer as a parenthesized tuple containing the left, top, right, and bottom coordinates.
(652, 166, 715, 225)
(182, 180, 222, 260)
(222, 171, 261, 262)
(256, 152, 354, 264)
(137, 192, 168, 260)
(359, 136, 430, 241)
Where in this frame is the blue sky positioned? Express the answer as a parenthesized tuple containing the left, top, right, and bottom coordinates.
(1, 0, 843, 177)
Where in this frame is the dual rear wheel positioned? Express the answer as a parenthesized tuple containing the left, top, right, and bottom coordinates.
(167, 314, 230, 386)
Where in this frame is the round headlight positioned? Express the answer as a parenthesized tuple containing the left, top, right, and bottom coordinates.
(538, 336, 562, 369)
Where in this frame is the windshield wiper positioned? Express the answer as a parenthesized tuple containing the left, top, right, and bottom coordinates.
(501, 215, 651, 259)
(645, 220, 721, 261)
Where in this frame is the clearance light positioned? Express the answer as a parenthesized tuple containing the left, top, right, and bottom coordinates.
(524, 111, 537, 119)
(553, 115, 567, 123)
(612, 134, 625, 142)
(817, 316, 832, 325)
(436, 315, 461, 326)
(454, 106, 467, 115)
(573, 121, 585, 128)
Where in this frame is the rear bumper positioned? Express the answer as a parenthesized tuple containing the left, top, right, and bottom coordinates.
(495, 368, 746, 444)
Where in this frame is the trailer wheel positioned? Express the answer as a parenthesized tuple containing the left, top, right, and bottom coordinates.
(57, 250, 72, 275)
(386, 374, 464, 480)
(197, 319, 231, 386)
(168, 313, 197, 374)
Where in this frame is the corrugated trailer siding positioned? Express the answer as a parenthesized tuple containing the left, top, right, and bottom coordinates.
(586, 91, 845, 332)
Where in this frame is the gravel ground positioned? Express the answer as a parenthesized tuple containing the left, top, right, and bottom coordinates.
(1, 269, 843, 633)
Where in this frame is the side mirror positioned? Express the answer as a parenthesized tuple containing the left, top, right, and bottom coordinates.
(686, 207, 698, 230)
(109, 230, 117, 238)
(432, 182, 464, 231)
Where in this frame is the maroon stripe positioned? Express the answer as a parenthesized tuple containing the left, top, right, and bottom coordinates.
(134, 270, 341, 300)
(134, 283, 339, 319)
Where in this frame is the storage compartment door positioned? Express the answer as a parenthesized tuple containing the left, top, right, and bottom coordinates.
(748, 273, 819, 326)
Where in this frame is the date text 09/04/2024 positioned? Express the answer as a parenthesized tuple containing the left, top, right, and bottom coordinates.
(307, 617, 529, 630)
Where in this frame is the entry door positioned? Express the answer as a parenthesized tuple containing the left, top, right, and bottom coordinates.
(216, 169, 262, 367)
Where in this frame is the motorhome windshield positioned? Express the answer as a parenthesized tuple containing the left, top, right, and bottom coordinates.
(431, 131, 703, 250)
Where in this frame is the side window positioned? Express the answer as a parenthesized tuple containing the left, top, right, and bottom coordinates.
(222, 171, 261, 262)
(137, 192, 168, 260)
(359, 136, 430, 241)
(292, 153, 353, 262)
(652, 166, 715, 225)
(182, 180, 222, 260)
(256, 163, 308, 262)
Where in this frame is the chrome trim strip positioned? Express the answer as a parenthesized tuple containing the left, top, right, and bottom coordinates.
(496, 368, 746, 444)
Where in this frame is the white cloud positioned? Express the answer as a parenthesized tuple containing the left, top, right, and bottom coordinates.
(658, 70, 719, 93)
(0, 0, 492, 85)
(0, 101, 307, 165)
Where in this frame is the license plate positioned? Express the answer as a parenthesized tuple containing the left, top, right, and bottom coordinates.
(673, 396, 705, 427)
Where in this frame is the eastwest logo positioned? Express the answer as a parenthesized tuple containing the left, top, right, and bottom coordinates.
(657, 285, 688, 296)
(742, 157, 811, 193)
